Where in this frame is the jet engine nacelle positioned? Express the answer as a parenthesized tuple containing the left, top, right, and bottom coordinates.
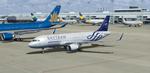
(0, 33, 14, 41)
(68, 44, 79, 51)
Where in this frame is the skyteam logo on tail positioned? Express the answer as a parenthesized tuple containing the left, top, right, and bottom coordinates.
(87, 32, 103, 41)
(97, 16, 110, 31)
(87, 16, 110, 41)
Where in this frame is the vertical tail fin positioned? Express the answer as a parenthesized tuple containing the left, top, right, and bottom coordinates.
(79, 12, 82, 16)
(97, 16, 110, 31)
(79, 12, 84, 20)
(45, 5, 61, 22)
(31, 13, 37, 21)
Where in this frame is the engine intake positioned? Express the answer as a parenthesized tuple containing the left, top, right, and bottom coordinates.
(0, 33, 14, 41)
(66, 44, 80, 52)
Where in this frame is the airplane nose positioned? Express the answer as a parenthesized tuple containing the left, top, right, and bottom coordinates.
(28, 42, 35, 48)
(28, 42, 41, 48)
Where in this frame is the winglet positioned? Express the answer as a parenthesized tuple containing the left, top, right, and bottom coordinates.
(97, 16, 110, 31)
(117, 33, 124, 41)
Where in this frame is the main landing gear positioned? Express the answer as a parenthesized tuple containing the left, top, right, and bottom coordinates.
(42, 48, 45, 54)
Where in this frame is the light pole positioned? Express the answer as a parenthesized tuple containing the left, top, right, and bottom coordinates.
(111, 0, 114, 24)
(141, 0, 144, 22)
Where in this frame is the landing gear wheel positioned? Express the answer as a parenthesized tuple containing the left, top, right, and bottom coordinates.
(78, 48, 82, 51)
(129, 25, 131, 27)
(42, 48, 45, 54)
(66, 46, 72, 53)
(14, 38, 23, 41)
(64, 46, 74, 53)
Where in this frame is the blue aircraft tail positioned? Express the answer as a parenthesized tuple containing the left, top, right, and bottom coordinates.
(44, 5, 61, 22)
(97, 16, 110, 31)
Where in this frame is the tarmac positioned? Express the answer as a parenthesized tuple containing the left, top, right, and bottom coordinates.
(0, 24, 150, 73)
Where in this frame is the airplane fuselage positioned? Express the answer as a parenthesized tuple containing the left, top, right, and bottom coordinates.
(0, 21, 51, 31)
(86, 19, 103, 24)
(0, 5, 62, 41)
(29, 31, 110, 48)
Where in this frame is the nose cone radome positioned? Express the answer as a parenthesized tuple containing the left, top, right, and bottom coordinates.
(28, 42, 37, 48)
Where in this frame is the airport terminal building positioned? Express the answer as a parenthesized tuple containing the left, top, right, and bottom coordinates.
(1, 6, 150, 24)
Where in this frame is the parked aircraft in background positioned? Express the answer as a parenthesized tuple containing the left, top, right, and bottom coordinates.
(29, 16, 123, 54)
(59, 18, 77, 24)
(30, 13, 47, 22)
(78, 12, 104, 25)
(0, 13, 43, 24)
(0, 5, 67, 41)
(122, 17, 143, 27)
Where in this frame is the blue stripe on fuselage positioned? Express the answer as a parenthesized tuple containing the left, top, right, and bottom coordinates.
(0, 21, 51, 31)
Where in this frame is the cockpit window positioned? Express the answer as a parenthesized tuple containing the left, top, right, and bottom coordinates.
(32, 39, 40, 42)
(32, 40, 37, 42)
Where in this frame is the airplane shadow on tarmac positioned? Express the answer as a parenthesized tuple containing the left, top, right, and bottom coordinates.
(26, 44, 114, 54)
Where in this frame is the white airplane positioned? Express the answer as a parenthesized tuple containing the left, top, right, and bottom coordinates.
(122, 17, 143, 27)
(78, 12, 104, 25)
(85, 19, 104, 25)
(59, 18, 77, 24)
(28, 16, 122, 53)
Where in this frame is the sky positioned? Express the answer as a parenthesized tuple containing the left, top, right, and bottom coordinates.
(0, 0, 149, 14)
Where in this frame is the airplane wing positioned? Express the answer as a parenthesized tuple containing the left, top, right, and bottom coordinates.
(61, 33, 124, 45)
(44, 22, 68, 29)
(13, 22, 68, 35)
(5, 22, 68, 41)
